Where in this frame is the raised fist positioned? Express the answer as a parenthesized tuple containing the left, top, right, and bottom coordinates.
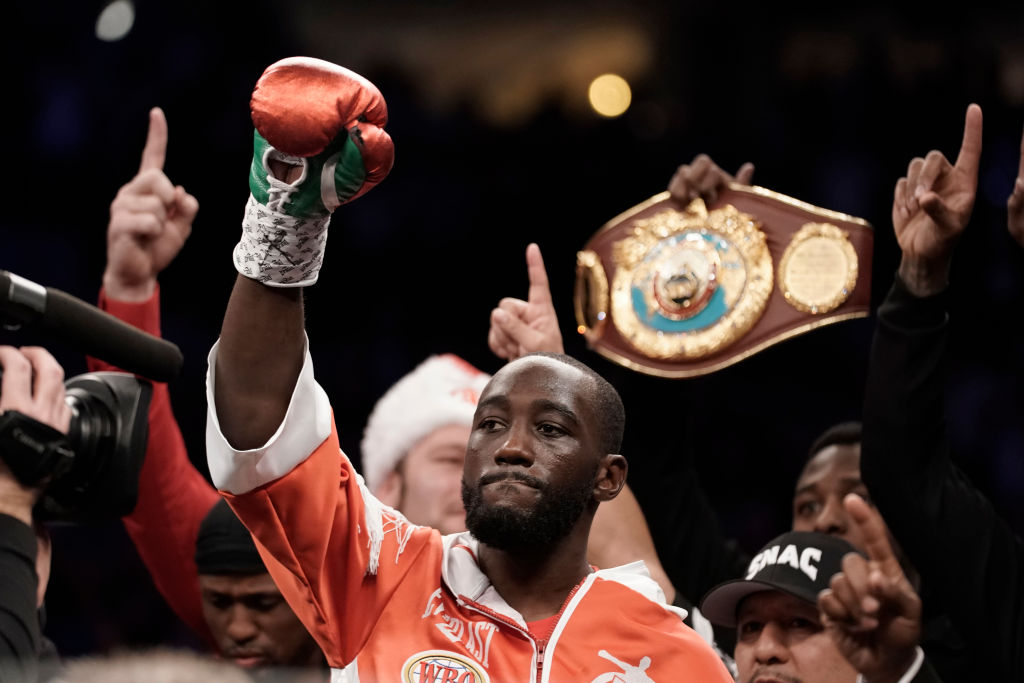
(249, 56, 395, 216)
(236, 57, 396, 286)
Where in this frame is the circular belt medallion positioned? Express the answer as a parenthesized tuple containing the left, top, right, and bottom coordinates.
(610, 199, 773, 359)
(778, 222, 858, 314)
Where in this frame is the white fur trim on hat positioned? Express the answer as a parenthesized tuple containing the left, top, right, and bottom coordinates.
(361, 354, 491, 492)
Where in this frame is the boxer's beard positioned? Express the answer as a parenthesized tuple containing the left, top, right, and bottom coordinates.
(461, 468, 597, 551)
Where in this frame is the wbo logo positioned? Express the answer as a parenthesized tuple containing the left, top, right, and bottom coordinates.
(402, 650, 490, 683)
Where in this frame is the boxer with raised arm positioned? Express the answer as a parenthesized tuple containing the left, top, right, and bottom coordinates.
(206, 57, 731, 682)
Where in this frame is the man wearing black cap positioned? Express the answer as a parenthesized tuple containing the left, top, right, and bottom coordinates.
(194, 500, 323, 674)
(700, 494, 941, 683)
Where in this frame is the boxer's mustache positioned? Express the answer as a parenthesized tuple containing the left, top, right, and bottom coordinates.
(478, 471, 544, 490)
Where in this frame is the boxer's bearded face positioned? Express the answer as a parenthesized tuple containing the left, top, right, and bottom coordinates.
(460, 356, 603, 552)
(461, 464, 596, 550)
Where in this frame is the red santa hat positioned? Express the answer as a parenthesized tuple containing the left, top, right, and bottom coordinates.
(360, 354, 491, 491)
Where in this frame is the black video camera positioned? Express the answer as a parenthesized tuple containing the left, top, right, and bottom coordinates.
(0, 269, 182, 523)
(0, 368, 152, 522)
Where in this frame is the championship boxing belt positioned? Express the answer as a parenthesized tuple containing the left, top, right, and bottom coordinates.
(574, 184, 873, 378)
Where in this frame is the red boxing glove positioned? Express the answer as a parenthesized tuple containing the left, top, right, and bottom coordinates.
(235, 57, 395, 286)
(250, 56, 394, 202)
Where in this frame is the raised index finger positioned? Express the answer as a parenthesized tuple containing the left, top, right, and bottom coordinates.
(525, 243, 553, 306)
(139, 107, 168, 172)
(954, 103, 983, 179)
(844, 493, 901, 578)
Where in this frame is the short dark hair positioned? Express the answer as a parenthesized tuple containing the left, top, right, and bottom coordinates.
(522, 352, 625, 456)
(806, 420, 862, 462)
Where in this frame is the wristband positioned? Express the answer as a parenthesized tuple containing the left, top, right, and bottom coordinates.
(233, 193, 330, 287)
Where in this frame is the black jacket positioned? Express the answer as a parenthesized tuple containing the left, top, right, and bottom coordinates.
(0, 513, 41, 683)
(861, 275, 1024, 680)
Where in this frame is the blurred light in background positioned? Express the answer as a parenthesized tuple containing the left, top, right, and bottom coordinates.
(297, 3, 654, 126)
(95, 0, 135, 42)
(999, 46, 1024, 106)
(588, 73, 632, 117)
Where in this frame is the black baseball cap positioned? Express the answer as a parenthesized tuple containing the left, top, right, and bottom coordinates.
(700, 530, 862, 627)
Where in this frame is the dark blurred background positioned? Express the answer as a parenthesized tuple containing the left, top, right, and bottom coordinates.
(5, 0, 1024, 657)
